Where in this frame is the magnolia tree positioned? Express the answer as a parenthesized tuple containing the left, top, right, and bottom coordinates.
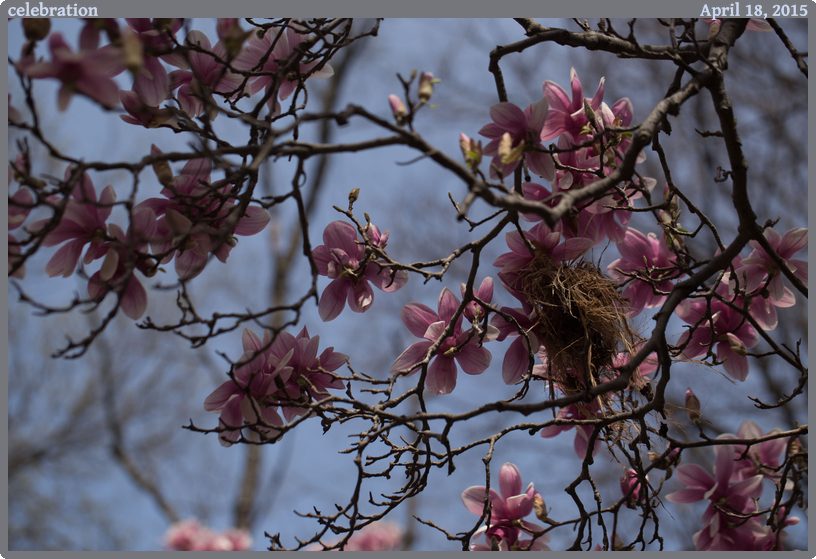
(8, 17, 808, 551)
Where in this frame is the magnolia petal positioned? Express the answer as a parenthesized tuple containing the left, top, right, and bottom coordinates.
(401, 302, 439, 338)
(121, 275, 148, 320)
(498, 463, 523, 500)
(318, 278, 350, 322)
(234, 206, 271, 236)
(389, 341, 433, 376)
(456, 343, 491, 375)
(204, 382, 241, 412)
(426, 355, 457, 395)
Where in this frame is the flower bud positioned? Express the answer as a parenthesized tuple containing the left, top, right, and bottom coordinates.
(418, 72, 434, 103)
(122, 27, 144, 76)
(723, 333, 748, 357)
(459, 133, 482, 170)
(533, 494, 548, 522)
(498, 133, 523, 166)
(708, 20, 721, 40)
(685, 387, 701, 425)
(663, 183, 679, 216)
(23, 18, 51, 42)
(150, 145, 174, 186)
(388, 94, 407, 127)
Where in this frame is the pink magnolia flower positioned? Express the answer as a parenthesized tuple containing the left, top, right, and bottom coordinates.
(23, 32, 124, 111)
(29, 169, 115, 278)
(204, 328, 294, 446)
(343, 522, 404, 551)
(717, 420, 792, 486)
(620, 469, 649, 508)
(751, 506, 799, 551)
(540, 67, 605, 142)
(312, 221, 408, 321)
(164, 519, 252, 551)
(478, 99, 555, 181)
(126, 18, 184, 55)
(86, 206, 157, 320)
(461, 276, 495, 324)
(234, 22, 334, 112)
(166, 31, 245, 119)
(666, 444, 764, 535)
(120, 56, 177, 128)
(738, 227, 807, 301)
(390, 287, 496, 395)
(261, 326, 349, 422)
(138, 146, 271, 279)
(304, 522, 404, 551)
(539, 402, 603, 459)
(461, 463, 550, 551)
(607, 227, 682, 316)
(675, 295, 759, 381)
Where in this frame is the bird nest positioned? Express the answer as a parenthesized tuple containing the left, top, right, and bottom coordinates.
(521, 250, 637, 396)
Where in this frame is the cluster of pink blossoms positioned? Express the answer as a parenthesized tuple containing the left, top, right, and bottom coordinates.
(666, 420, 800, 551)
(164, 519, 252, 551)
(11, 18, 343, 320)
(204, 327, 348, 446)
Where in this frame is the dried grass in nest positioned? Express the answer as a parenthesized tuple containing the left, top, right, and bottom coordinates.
(521, 249, 637, 398)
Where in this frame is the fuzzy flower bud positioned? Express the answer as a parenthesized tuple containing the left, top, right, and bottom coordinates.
(685, 387, 701, 425)
(498, 132, 523, 166)
(388, 94, 407, 127)
(122, 27, 144, 76)
(459, 133, 482, 170)
(150, 145, 174, 186)
(23, 18, 51, 42)
(418, 71, 434, 103)
(663, 183, 680, 216)
(723, 333, 749, 357)
(533, 494, 548, 522)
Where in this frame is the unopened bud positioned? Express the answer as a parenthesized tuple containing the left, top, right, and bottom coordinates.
(583, 98, 597, 128)
(490, 536, 500, 551)
(348, 187, 360, 205)
(707, 20, 721, 41)
(418, 72, 434, 103)
(498, 132, 523, 165)
(685, 387, 701, 425)
(388, 94, 407, 127)
(459, 133, 482, 170)
(150, 145, 174, 186)
(723, 333, 748, 357)
(663, 183, 680, 216)
(533, 494, 548, 522)
(23, 18, 51, 42)
(122, 27, 144, 76)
